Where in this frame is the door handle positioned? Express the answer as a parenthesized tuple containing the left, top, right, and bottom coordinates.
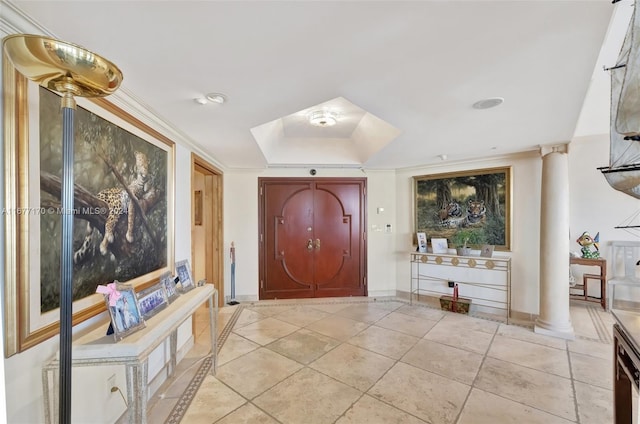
(315, 238, 320, 249)
(307, 239, 313, 250)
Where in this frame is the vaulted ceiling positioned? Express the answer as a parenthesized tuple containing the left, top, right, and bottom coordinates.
(5, 0, 624, 170)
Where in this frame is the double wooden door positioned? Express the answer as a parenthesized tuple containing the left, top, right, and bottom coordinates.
(258, 178, 367, 299)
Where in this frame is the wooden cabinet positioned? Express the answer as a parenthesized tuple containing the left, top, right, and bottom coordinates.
(612, 310, 640, 423)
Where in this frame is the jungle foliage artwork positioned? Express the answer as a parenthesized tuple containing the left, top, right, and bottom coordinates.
(414, 167, 511, 251)
(39, 87, 169, 313)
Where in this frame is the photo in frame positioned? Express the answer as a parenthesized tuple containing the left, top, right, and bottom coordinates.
(431, 238, 449, 254)
(480, 244, 495, 258)
(416, 232, 428, 253)
(175, 259, 195, 292)
(103, 283, 145, 341)
(136, 282, 169, 320)
(3, 62, 175, 356)
(414, 167, 511, 252)
(194, 190, 203, 226)
(160, 271, 180, 303)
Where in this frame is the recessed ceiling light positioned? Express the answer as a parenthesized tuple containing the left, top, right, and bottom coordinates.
(194, 97, 208, 105)
(472, 97, 504, 110)
(206, 93, 227, 104)
(309, 110, 338, 127)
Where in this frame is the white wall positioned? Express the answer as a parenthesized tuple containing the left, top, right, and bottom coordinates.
(223, 143, 640, 316)
(174, 144, 193, 264)
(223, 168, 398, 300)
(569, 134, 640, 300)
(395, 153, 543, 314)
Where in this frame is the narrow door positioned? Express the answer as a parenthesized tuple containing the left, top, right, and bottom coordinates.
(259, 178, 367, 299)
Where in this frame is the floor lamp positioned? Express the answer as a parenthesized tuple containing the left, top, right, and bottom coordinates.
(3, 34, 122, 424)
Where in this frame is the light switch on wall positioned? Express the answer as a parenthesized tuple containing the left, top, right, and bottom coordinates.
(385, 224, 392, 233)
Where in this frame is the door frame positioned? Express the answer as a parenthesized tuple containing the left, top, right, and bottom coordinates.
(258, 177, 368, 299)
(191, 153, 224, 307)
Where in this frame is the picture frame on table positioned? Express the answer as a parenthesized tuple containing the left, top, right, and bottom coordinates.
(3, 62, 175, 356)
(136, 282, 169, 320)
(431, 238, 449, 254)
(480, 244, 495, 258)
(416, 232, 428, 253)
(175, 259, 195, 293)
(160, 271, 180, 303)
(103, 282, 146, 341)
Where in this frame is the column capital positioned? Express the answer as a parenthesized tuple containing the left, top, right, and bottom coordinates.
(540, 144, 569, 157)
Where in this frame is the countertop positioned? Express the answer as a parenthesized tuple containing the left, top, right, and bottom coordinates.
(612, 309, 640, 354)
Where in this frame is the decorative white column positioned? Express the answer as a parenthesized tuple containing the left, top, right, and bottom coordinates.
(535, 145, 575, 339)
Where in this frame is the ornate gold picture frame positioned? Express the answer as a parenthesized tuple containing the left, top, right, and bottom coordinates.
(3, 56, 175, 356)
(413, 166, 512, 251)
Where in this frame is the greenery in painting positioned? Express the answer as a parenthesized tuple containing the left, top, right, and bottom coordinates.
(39, 87, 168, 313)
(415, 168, 509, 250)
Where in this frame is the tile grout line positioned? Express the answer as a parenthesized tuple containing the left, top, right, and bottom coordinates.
(456, 324, 584, 423)
(453, 321, 500, 424)
(163, 304, 245, 424)
(566, 337, 582, 424)
(168, 299, 604, 423)
(327, 316, 432, 424)
(241, 301, 431, 423)
(587, 305, 612, 344)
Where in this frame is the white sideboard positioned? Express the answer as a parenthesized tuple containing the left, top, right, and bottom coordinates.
(410, 252, 511, 322)
(42, 284, 218, 424)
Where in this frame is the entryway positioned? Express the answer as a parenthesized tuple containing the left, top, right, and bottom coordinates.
(191, 153, 224, 307)
(258, 177, 367, 299)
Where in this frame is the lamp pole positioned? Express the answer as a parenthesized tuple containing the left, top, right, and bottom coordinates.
(3, 34, 122, 424)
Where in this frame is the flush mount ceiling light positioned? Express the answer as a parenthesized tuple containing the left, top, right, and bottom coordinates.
(206, 93, 227, 104)
(309, 110, 338, 127)
(472, 97, 504, 110)
(194, 92, 227, 105)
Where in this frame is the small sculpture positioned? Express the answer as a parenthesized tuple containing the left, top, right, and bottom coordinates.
(576, 231, 600, 259)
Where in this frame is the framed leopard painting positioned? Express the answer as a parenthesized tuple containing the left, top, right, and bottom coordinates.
(3, 68, 175, 355)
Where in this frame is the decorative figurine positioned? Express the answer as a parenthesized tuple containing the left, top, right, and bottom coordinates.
(576, 231, 600, 259)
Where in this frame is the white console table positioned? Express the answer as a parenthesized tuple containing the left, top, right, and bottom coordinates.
(410, 252, 511, 322)
(42, 284, 217, 424)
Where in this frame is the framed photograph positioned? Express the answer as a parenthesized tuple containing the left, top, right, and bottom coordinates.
(175, 259, 195, 292)
(431, 238, 449, 254)
(160, 271, 180, 303)
(413, 167, 511, 252)
(104, 283, 146, 341)
(416, 232, 428, 253)
(3, 61, 175, 356)
(136, 282, 169, 320)
(194, 190, 202, 226)
(480, 244, 495, 258)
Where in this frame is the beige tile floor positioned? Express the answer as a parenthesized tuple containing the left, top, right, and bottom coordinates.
(147, 298, 620, 424)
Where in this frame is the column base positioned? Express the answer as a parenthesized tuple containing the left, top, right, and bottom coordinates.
(534, 319, 575, 340)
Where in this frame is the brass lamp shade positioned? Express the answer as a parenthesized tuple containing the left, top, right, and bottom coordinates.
(3, 33, 122, 97)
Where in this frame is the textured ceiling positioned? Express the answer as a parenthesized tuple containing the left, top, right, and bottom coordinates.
(5, 0, 623, 169)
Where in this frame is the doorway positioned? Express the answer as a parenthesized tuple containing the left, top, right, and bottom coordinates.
(258, 177, 367, 299)
(191, 154, 224, 307)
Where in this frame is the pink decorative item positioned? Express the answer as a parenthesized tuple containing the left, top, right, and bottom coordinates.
(96, 281, 122, 306)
